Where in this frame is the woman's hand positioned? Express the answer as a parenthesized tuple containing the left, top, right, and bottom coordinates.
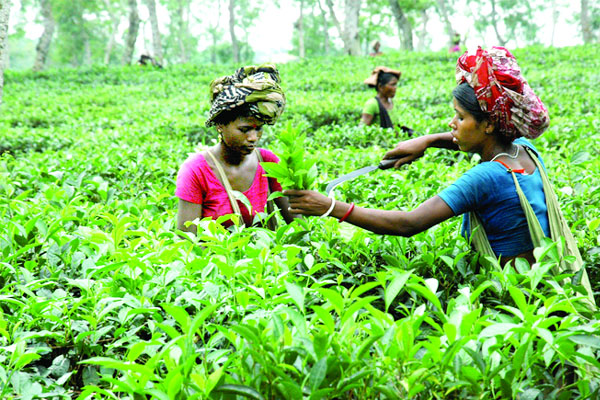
(383, 132, 456, 168)
(383, 136, 429, 168)
(284, 190, 333, 217)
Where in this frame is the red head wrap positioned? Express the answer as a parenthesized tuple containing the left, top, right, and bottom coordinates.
(456, 46, 549, 141)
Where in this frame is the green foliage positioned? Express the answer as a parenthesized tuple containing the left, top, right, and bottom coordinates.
(466, 0, 540, 47)
(261, 122, 318, 190)
(0, 45, 599, 398)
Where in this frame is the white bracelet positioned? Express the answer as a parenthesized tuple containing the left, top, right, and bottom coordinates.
(320, 195, 336, 218)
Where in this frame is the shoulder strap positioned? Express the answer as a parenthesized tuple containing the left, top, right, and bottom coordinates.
(469, 212, 496, 259)
(375, 96, 394, 129)
(204, 150, 243, 216)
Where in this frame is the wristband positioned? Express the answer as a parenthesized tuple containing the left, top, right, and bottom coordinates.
(338, 203, 355, 223)
(320, 196, 336, 218)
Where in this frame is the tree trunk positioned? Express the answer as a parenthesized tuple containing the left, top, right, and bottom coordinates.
(0, 0, 9, 105)
(581, 0, 592, 44)
(489, 0, 506, 46)
(175, 1, 188, 63)
(344, 0, 361, 55)
(103, 0, 120, 65)
(122, 0, 140, 65)
(389, 0, 413, 50)
(298, 0, 305, 58)
(144, 0, 163, 64)
(33, 0, 55, 71)
(83, 33, 92, 65)
(228, 0, 239, 63)
(324, 0, 343, 44)
(317, 0, 329, 54)
(417, 8, 429, 51)
(435, 0, 454, 47)
(183, 1, 191, 61)
(550, 0, 558, 46)
(209, 0, 221, 63)
(325, 0, 361, 55)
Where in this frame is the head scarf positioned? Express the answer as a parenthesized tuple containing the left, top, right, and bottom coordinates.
(206, 64, 286, 127)
(455, 46, 549, 141)
(364, 66, 401, 88)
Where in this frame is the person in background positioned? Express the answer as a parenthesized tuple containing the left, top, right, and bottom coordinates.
(286, 46, 571, 269)
(449, 33, 461, 53)
(360, 66, 402, 129)
(137, 53, 162, 68)
(175, 64, 296, 235)
(369, 40, 383, 57)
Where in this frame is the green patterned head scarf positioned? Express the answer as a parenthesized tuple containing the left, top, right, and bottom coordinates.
(206, 64, 286, 127)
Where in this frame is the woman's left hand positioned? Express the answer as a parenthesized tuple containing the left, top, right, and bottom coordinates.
(284, 190, 333, 216)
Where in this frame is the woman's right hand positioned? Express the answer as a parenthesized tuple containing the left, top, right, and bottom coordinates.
(383, 132, 456, 168)
(383, 136, 430, 168)
(283, 190, 333, 217)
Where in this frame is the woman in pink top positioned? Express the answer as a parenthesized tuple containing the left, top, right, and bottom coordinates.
(175, 64, 296, 234)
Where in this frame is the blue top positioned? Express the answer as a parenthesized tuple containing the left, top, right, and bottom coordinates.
(438, 138, 550, 257)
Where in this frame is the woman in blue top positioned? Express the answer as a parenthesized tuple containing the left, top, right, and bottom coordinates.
(285, 46, 552, 265)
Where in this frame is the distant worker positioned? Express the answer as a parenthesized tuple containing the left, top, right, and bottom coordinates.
(361, 66, 401, 129)
(137, 54, 163, 68)
(369, 40, 383, 57)
(449, 33, 461, 53)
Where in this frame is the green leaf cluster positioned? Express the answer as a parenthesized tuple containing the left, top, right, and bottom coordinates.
(260, 121, 318, 190)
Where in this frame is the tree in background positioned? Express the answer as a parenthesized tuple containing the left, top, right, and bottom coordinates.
(580, 0, 599, 43)
(291, 0, 341, 58)
(50, 0, 101, 66)
(388, 0, 413, 50)
(387, 0, 431, 51)
(143, 0, 163, 64)
(21, 0, 116, 68)
(122, 0, 140, 64)
(415, 6, 430, 50)
(163, 0, 196, 64)
(227, 0, 260, 63)
(434, 0, 456, 48)
(33, 0, 55, 71)
(360, 0, 393, 54)
(228, 0, 239, 62)
(325, 0, 361, 55)
(3, 0, 599, 69)
(581, 0, 592, 43)
(317, 0, 330, 54)
(206, 0, 223, 63)
(295, 0, 306, 58)
(0, 0, 10, 104)
(466, 0, 539, 48)
(102, 0, 122, 65)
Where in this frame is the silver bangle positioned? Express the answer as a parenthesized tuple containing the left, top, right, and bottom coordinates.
(320, 196, 336, 218)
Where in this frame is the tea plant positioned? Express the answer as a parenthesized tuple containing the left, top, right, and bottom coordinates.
(260, 121, 318, 190)
(0, 45, 599, 399)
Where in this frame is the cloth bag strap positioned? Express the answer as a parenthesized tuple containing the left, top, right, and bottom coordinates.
(470, 147, 594, 305)
(375, 96, 394, 129)
(204, 149, 243, 217)
(523, 147, 594, 303)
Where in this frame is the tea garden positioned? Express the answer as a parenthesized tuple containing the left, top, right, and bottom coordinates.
(1, 44, 599, 399)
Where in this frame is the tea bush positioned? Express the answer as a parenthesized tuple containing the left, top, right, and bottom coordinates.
(0, 45, 599, 399)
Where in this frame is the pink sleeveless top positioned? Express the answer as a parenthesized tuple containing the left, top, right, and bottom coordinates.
(175, 148, 282, 226)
